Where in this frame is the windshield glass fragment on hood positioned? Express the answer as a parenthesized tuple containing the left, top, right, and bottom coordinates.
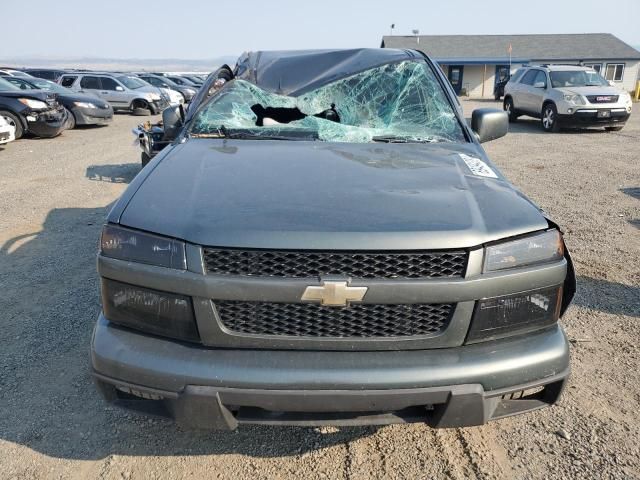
(190, 61, 466, 143)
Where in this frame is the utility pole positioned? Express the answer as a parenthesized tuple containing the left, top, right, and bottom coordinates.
(390, 23, 395, 36)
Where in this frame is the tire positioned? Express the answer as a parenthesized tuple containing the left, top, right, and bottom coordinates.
(503, 97, 518, 122)
(541, 103, 560, 133)
(131, 100, 152, 116)
(605, 126, 624, 132)
(64, 108, 76, 129)
(0, 110, 24, 139)
(141, 151, 151, 167)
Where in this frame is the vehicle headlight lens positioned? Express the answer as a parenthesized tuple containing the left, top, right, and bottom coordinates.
(18, 98, 48, 110)
(149, 93, 161, 101)
(563, 94, 585, 105)
(484, 230, 564, 272)
(466, 285, 563, 343)
(185, 88, 196, 95)
(101, 278, 199, 342)
(620, 92, 632, 103)
(100, 224, 186, 269)
(73, 101, 97, 108)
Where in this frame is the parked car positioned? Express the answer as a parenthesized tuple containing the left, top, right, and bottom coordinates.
(58, 72, 169, 115)
(0, 77, 67, 139)
(3, 76, 113, 129)
(177, 74, 204, 86)
(165, 75, 200, 88)
(136, 74, 196, 102)
(93, 48, 576, 430)
(0, 115, 15, 145)
(0, 68, 33, 78)
(22, 68, 68, 82)
(503, 65, 633, 132)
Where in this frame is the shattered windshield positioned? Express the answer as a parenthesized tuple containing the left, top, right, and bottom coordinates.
(190, 61, 466, 143)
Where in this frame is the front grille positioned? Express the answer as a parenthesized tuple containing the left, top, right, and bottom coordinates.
(215, 301, 454, 338)
(203, 249, 468, 279)
(586, 95, 619, 104)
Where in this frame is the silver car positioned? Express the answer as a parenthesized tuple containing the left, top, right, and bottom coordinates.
(503, 65, 633, 132)
(58, 72, 169, 115)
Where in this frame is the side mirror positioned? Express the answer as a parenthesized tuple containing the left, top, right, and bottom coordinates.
(533, 81, 546, 89)
(162, 104, 184, 141)
(115, 86, 125, 92)
(471, 108, 508, 143)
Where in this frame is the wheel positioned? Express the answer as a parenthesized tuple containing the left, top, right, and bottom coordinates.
(605, 126, 624, 132)
(131, 100, 152, 116)
(64, 108, 76, 129)
(141, 151, 151, 167)
(541, 103, 560, 132)
(0, 110, 24, 139)
(503, 97, 518, 122)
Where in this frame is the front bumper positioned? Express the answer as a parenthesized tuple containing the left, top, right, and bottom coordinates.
(73, 106, 113, 125)
(26, 108, 67, 138)
(92, 315, 570, 429)
(557, 107, 631, 128)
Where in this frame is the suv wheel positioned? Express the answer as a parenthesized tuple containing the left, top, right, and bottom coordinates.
(131, 100, 152, 116)
(503, 98, 518, 122)
(541, 103, 560, 133)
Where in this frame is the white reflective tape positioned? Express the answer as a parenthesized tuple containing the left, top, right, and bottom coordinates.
(459, 153, 498, 178)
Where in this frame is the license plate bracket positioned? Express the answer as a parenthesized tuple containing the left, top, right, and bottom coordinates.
(597, 110, 611, 118)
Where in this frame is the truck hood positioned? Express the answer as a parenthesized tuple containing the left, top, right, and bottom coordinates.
(117, 139, 549, 250)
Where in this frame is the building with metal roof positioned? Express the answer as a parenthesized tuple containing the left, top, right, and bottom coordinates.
(381, 33, 640, 98)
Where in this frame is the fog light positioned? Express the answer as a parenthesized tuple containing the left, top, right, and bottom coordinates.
(102, 278, 200, 342)
(567, 108, 573, 114)
(466, 285, 562, 343)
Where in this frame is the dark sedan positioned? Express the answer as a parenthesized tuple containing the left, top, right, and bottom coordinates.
(3, 76, 113, 128)
(0, 77, 67, 138)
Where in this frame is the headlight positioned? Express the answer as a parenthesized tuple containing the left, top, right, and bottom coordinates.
(18, 98, 48, 110)
(563, 94, 585, 105)
(466, 285, 563, 343)
(100, 224, 186, 269)
(620, 92, 632, 103)
(148, 93, 161, 101)
(185, 88, 196, 95)
(484, 230, 564, 272)
(73, 101, 97, 109)
(102, 278, 199, 342)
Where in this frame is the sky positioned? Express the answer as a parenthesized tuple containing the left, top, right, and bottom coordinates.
(1, 0, 639, 60)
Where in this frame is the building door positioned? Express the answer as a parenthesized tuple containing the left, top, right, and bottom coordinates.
(447, 65, 464, 95)
(494, 65, 510, 88)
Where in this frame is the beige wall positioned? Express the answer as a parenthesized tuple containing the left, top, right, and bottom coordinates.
(440, 60, 640, 98)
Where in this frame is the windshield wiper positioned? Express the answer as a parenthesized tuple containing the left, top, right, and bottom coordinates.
(372, 135, 444, 144)
(191, 125, 318, 141)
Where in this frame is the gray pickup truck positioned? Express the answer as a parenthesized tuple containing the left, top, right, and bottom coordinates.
(92, 48, 575, 430)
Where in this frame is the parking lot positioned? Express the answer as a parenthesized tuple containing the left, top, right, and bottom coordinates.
(0, 100, 638, 479)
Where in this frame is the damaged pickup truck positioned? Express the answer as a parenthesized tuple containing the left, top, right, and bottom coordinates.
(93, 48, 575, 429)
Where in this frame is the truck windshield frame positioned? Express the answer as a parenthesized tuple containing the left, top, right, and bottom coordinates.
(189, 60, 467, 144)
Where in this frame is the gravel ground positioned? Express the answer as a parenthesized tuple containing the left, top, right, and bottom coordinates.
(0, 102, 639, 480)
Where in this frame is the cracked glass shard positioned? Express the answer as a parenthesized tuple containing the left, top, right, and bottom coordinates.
(191, 61, 465, 143)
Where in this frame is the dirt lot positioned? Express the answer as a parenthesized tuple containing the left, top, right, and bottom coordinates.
(0, 101, 639, 480)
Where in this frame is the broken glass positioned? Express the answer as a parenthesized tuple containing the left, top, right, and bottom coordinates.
(190, 61, 465, 143)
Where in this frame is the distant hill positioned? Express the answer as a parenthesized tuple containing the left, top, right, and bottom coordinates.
(0, 55, 238, 72)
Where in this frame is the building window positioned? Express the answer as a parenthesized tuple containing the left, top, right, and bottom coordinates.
(584, 63, 602, 74)
(604, 63, 625, 82)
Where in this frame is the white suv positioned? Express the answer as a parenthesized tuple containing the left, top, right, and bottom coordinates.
(503, 65, 633, 132)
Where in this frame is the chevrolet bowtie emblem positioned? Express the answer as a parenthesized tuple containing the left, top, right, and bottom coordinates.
(301, 281, 368, 307)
